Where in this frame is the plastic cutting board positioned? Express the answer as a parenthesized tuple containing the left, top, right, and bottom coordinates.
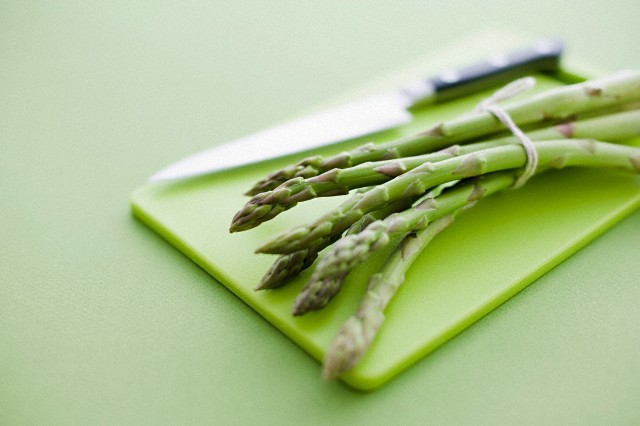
(130, 30, 640, 390)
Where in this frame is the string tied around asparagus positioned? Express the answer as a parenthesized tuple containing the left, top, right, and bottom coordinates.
(474, 77, 538, 188)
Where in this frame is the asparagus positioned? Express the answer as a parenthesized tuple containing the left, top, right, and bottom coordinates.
(321, 134, 640, 375)
(322, 214, 458, 380)
(257, 181, 462, 290)
(255, 244, 328, 290)
(229, 72, 640, 382)
(256, 185, 438, 290)
(257, 139, 640, 255)
(293, 139, 640, 313)
(231, 108, 640, 232)
(291, 173, 517, 315)
(232, 145, 466, 233)
(244, 70, 640, 195)
(245, 156, 324, 196)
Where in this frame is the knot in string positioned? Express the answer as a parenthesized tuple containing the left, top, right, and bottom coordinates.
(474, 77, 538, 189)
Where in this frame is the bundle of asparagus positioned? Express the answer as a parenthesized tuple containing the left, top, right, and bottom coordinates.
(229, 70, 640, 380)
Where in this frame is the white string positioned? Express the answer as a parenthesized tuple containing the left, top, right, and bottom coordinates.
(474, 77, 538, 188)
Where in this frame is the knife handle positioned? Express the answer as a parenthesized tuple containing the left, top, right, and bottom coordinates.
(404, 38, 564, 107)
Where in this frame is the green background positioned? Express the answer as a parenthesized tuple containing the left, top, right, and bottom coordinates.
(2, 1, 639, 424)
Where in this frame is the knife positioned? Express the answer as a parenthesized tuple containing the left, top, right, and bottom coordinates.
(149, 39, 563, 182)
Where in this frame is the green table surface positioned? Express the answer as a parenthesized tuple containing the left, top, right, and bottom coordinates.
(2, 1, 640, 424)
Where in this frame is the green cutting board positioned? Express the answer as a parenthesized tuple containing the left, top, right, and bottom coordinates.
(131, 31, 640, 390)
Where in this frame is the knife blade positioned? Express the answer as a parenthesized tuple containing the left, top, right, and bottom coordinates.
(149, 38, 563, 182)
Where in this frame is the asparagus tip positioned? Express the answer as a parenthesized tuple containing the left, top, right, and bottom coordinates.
(321, 317, 365, 380)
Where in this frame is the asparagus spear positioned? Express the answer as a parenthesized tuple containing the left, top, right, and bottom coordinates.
(291, 173, 517, 315)
(322, 132, 640, 375)
(256, 181, 463, 289)
(257, 139, 640, 256)
(245, 70, 640, 195)
(231, 108, 640, 232)
(322, 213, 458, 379)
(293, 140, 640, 313)
(231, 146, 466, 233)
(254, 206, 387, 290)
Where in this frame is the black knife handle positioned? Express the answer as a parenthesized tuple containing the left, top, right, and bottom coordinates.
(404, 38, 564, 106)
